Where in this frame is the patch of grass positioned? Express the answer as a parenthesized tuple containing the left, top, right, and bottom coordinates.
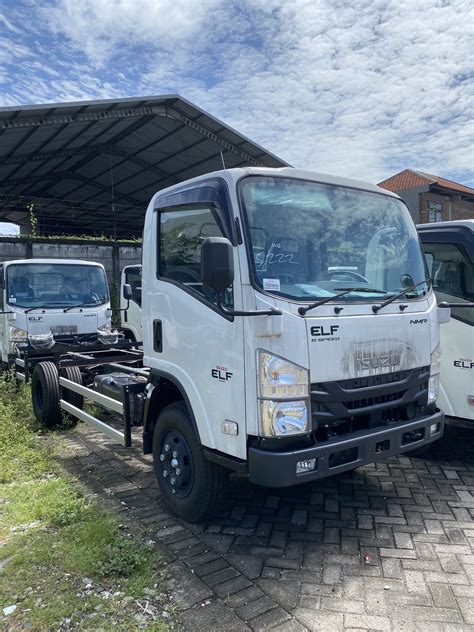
(0, 371, 54, 485)
(0, 372, 171, 631)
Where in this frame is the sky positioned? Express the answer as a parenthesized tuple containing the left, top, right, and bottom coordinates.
(0, 0, 473, 186)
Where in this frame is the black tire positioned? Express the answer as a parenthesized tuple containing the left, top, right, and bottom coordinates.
(152, 401, 228, 522)
(59, 366, 84, 411)
(31, 361, 61, 428)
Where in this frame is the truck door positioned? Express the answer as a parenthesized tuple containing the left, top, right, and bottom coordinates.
(122, 265, 142, 341)
(422, 239, 474, 420)
(145, 203, 246, 459)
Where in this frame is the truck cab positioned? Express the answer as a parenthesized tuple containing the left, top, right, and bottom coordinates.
(0, 259, 111, 375)
(418, 220, 474, 424)
(28, 168, 447, 522)
(139, 167, 445, 517)
(120, 264, 142, 343)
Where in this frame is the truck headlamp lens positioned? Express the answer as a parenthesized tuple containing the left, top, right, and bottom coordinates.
(428, 344, 441, 404)
(258, 351, 311, 436)
(428, 375, 440, 405)
(258, 351, 309, 398)
(9, 326, 27, 342)
(97, 319, 112, 333)
(260, 400, 309, 436)
(28, 331, 55, 350)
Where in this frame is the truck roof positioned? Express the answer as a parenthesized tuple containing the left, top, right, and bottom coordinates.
(417, 219, 474, 233)
(151, 167, 401, 205)
(2, 259, 105, 267)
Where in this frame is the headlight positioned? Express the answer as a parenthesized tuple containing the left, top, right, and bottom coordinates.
(9, 326, 27, 342)
(28, 331, 55, 350)
(97, 319, 112, 333)
(258, 351, 308, 398)
(258, 351, 310, 436)
(260, 400, 309, 436)
(428, 344, 441, 404)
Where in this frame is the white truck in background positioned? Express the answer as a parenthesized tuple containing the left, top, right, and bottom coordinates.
(29, 168, 448, 522)
(120, 264, 142, 343)
(0, 259, 114, 380)
(418, 220, 474, 425)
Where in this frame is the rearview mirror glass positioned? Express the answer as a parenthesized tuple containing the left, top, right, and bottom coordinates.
(201, 237, 234, 292)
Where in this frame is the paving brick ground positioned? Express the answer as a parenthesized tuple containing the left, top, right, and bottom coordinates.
(55, 424, 474, 631)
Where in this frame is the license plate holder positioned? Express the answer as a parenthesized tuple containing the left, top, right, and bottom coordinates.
(52, 325, 78, 336)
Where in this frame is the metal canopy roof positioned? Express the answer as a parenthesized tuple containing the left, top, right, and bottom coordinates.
(0, 95, 288, 237)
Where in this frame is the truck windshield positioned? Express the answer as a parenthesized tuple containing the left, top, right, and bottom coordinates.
(240, 176, 428, 302)
(6, 263, 109, 309)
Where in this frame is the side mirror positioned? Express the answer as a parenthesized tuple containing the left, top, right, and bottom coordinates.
(123, 283, 133, 301)
(201, 237, 234, 292)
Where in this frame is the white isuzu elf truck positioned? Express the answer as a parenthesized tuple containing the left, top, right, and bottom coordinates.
(0, 259, 116, 380)
(30, 168, 447, 521)
(418, 220, 474, 425)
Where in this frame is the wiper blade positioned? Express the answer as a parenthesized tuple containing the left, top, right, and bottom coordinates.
(63, 302, 98, 312)
(298, 287, 387, 316)
(24, 303, 66, 313)
(334, 287, 388, 294)
(372, 279, 432, 314)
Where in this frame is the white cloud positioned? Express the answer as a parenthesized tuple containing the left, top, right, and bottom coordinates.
(1, 0, 473, 186)
(42, 0, 221, 64)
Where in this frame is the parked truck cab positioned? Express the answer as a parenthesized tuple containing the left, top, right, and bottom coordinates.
(0, 259, 111, 374)
(139, 168, 446, 518)
(418, 220, 474, 424)
(29, 168, 448, 522)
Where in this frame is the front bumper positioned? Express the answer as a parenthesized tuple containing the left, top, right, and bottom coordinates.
(248, 410, 444, 488)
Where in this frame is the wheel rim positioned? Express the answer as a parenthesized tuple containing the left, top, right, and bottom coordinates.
(159, 430, 194, 498)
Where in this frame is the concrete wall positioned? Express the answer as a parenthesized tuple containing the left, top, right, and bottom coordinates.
(0, 237, 142, 292)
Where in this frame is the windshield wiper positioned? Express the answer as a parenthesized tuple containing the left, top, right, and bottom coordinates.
(298, 287, 387, 316)
(372, 279, 432, 314)
(63, 302, 98, 312)
(24, 303, 67, 313)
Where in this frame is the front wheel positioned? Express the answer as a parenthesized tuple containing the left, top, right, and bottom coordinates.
(32, 361, 61, 428)
(152, 402, 228, 522)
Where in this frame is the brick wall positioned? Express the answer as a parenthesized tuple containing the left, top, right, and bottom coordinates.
(419, 192, 474, 224)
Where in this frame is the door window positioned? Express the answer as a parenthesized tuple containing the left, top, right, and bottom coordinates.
(423, 241, 474, 325)
(158, 205, 233, 308)
(125, 266, 142, 307)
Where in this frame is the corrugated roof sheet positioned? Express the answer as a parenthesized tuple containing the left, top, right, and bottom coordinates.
(0, 95, 288, 237)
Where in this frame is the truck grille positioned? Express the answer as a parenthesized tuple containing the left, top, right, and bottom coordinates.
(311, 366, 430, 439)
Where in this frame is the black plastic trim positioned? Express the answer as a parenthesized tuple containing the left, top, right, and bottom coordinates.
(311, 367, 430, 422)
(418, 225, 474, 261)
(142, 368, 200, 453)
(153, 177, 236, 244)
(248, 410, 444, 487)
(203, 447, 247, 473)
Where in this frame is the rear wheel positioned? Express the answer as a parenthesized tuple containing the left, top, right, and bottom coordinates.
(31, 361, 61, 428)
(152, 401, 228, 522)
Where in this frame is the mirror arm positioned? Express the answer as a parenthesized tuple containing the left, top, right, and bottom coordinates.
(216, 293, 281, 317)
(110, 300, 130, 312)
(438, 301, 474, 308)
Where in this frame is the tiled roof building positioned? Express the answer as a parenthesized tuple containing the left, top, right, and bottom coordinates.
(378, 169, 474, 224)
